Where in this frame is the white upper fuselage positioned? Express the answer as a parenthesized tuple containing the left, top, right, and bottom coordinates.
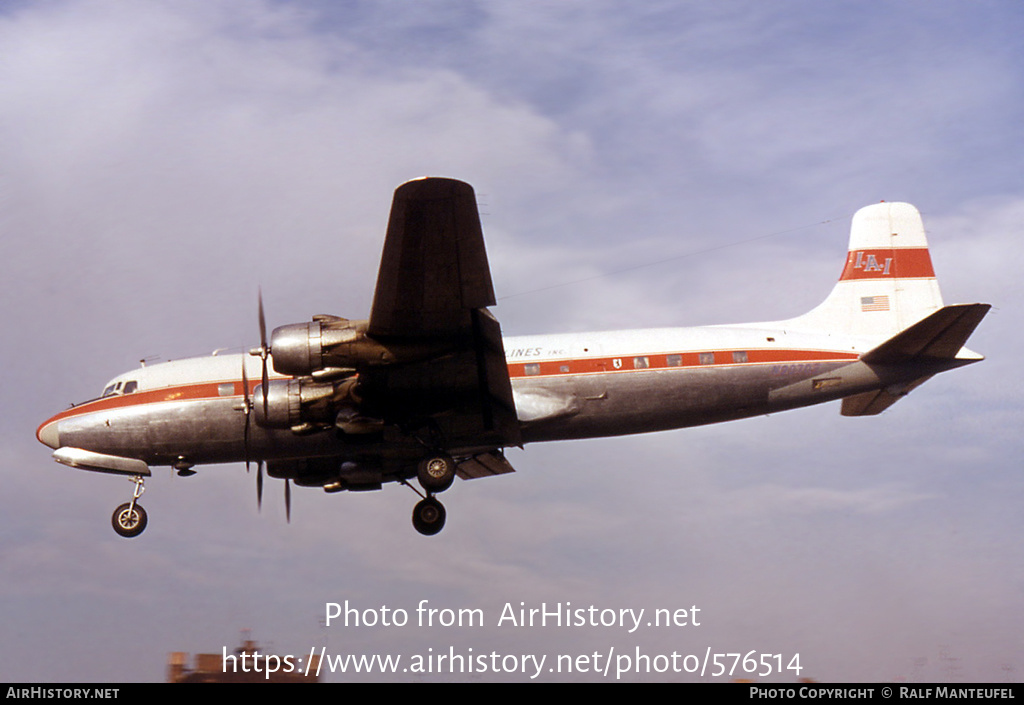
(37, 320, 867, 461)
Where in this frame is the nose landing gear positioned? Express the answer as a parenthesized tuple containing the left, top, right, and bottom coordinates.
(111, 475, 147, 538)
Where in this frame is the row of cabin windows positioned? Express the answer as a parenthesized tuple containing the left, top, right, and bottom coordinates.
(522, 351, 750, 376)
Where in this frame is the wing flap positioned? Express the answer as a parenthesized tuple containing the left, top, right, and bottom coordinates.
(456, 450, 516, 480)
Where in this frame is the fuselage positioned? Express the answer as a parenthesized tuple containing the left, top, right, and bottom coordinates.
(32, 192, 988, 538)
(37, 320, 880, 472)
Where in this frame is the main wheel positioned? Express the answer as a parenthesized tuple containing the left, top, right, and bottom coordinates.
(412, 497, 446, 536)
(417, 455, 455, 493)
(112, 502, 148, 538)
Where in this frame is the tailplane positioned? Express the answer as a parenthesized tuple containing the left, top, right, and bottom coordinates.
(789, 202, 944, 340)
(839, 303, 989, 416)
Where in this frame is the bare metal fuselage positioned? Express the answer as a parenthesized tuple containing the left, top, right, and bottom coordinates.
(38, 322, 932, 481)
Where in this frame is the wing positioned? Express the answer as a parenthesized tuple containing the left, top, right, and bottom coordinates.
(369, 177, 496, 339)
(361, 178, 520, 452)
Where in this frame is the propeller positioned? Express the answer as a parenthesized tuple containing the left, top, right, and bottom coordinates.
(241, 291, 271, 511)
(240, 342, 266, 512)
(245, 290, 292, 523)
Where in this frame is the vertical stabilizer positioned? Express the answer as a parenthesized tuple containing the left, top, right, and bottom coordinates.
(789, 202, 944, 340)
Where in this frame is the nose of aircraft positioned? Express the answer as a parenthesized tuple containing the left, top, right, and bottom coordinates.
(36, 418, 60, 449)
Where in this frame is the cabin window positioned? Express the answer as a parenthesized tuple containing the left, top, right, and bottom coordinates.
(524, 363, 541, 376)
(633, 356, 649, 369)
(698, 352, 715, 365)
(123, 381, 138, 394)
(218, 383, 235, 396)
(559, 365, 570, 373)
(666, 354, 682, 367)
(732, 351, 748, 363)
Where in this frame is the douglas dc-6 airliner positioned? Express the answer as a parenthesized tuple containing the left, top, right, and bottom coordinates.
(37, 178, 988, 536)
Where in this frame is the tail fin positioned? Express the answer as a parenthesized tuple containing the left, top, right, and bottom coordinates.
(790, 202, 944, 340)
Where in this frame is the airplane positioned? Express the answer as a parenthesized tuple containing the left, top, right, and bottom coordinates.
(36, 177, 989, 537)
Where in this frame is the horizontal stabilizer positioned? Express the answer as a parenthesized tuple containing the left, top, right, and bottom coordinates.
(840, 376, 932, 416)
(841, 303, 989, 416)
(860, 303, 990, 365)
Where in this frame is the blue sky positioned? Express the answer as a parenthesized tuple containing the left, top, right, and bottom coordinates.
(1, 0, 1021, 682)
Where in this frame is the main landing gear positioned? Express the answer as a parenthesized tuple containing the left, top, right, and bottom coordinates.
(111, 475, 148, 538)
(408, 454, 456, 536)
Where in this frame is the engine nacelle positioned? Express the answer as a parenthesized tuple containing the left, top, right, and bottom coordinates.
(270, 316, 364, 377)
(270, 315, 447, 377)
(253, 377, 357, 430)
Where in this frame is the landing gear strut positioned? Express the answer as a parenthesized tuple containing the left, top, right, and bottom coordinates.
(111, 475, 147, 538)
(407, 453, 455, 536)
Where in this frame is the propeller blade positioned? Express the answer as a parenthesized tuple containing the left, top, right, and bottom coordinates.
(242, 358, 251, 473)
(258, 288, 269, 418)
(285, 479, 292, 523)
(257, 460, 264, 511)
(261, 369, 269, 418)
(258, 287, 267, 352)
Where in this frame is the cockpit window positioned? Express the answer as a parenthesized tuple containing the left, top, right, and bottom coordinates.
(102, 380, 137, 397)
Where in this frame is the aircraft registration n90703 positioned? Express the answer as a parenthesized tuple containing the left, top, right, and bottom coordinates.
(36, 177, 989, 538)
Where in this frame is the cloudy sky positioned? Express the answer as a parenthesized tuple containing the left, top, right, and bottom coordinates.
(1, 0, 1021, 683)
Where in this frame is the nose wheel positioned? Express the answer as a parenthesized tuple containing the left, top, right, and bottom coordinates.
(111, 475, 148, 538)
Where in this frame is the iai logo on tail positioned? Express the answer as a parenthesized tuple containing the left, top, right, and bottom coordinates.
(852, 251, 893, 275)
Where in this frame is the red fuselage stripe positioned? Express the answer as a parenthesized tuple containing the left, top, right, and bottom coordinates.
(41, 348, 859, 429)
(508, 348, 857, 378)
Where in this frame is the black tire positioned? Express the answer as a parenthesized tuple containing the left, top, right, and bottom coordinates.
(412, 497, 446, 536)
(417, 455, 455, 493)
(111, 502, 148, 538)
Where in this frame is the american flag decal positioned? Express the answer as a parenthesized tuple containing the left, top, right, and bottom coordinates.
(860, 295, 890, 312)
